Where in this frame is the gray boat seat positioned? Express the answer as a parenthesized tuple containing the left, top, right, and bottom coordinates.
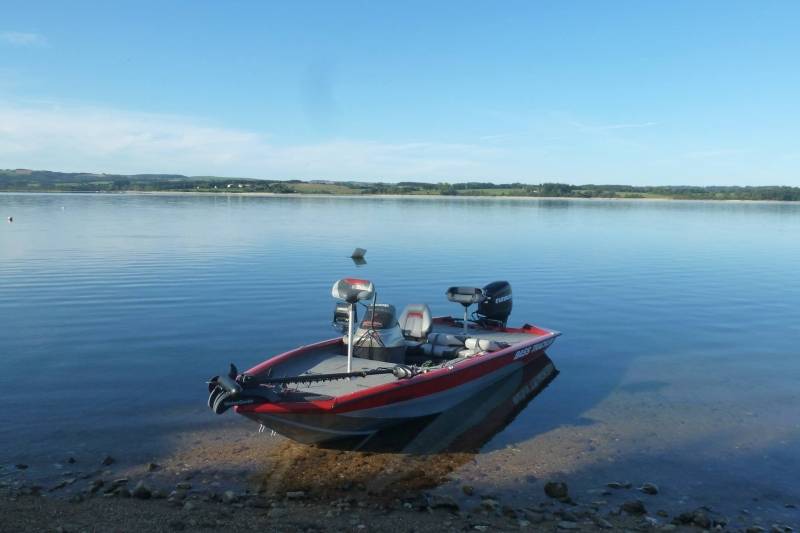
(421, 332, 465, 358)
(398, 304, 432, 341)
(446, 286, 486, 307)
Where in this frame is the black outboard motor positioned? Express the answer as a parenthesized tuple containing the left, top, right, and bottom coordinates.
(477, 281, 513, 327)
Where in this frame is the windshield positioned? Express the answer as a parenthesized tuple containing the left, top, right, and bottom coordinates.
(360, 304, 397, 330)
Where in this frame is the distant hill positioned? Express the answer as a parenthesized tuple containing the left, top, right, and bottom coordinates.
(2, 168, 799, 201)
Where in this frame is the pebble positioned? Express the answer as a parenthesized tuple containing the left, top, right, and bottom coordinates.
(286, 490, 306, 500)
(643, 516, 659, 527)
(544, 481, 569, 500)
(147, 463, 160, 472)
(745, 528, 766, 533)
(692, 511, 712, 529)
(101, 455, 115, 466)
(175, 482, 192, 491)
(88, 480, 104, 494)
(182, 501, 196, 512)
(639, 482, 659, 495)
(621, 500, 647, 515)
(168, 489, 187, 502)
(132, 481, 152, 499)
(606, 481, 632, 489)
(222, 490, 237, 504)
(427, 494, 460, 512)
(556, 509, 578, 522)
(594, 517, 614, 529)
(49, 481, 68, 492)
(557, 521, 579, 530)
(462, 485, 475, 496)
(480, 498, 499, 511)
(14, 464, 28, 470)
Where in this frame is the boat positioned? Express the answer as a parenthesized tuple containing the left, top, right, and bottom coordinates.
(207, 278, 561, 445)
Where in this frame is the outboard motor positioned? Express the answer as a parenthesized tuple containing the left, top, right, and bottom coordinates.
(476, 281, 513, 327)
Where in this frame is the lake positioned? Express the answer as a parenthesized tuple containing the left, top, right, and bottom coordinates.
(1, 193, 799, 524)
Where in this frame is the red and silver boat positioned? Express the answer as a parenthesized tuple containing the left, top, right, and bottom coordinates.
(207, 279, 560, 445)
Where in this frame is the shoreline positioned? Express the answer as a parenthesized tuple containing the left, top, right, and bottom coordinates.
(2, 438, 795, 532)
(2, 190, 799, 205)
(0, 465, 772, 533)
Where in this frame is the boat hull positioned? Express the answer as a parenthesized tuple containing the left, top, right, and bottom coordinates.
(240, 338, 557, 444)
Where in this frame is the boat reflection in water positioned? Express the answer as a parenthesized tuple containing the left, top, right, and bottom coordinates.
(339, 352, 558, 453)
(257, 353, 558, 497)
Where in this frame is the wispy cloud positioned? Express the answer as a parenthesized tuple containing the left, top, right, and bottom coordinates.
(682, 148, 742, 160)
(479, 133, 515, 142)
(570, 120, 658, 132)
(0, 102, 506, 180)
(0, 31, 48, 47)
(598, 121, 658, 130)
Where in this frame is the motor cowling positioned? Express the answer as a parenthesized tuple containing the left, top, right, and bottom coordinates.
(477, 281, 513, 326)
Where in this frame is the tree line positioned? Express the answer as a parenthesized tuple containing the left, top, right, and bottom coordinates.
(2, 169, 799, 201)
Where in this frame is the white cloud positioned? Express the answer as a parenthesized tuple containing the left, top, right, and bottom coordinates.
(0, 31, 47, 47)
(0, 103, 505, 180)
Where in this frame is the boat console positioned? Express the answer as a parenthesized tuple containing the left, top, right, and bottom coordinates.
(344, 304, 407, 364)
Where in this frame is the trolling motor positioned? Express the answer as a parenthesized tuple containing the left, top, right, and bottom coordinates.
(207, 362, 417, 415)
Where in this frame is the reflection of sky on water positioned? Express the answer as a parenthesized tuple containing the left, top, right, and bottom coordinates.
(1, 193, 799, 522)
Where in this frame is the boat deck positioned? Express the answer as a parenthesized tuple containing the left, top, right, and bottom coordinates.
(265, 321, 546, 400)
(289, 352, 400, 399)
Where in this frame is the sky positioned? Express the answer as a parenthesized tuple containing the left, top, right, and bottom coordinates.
(1, 1, 799, 185)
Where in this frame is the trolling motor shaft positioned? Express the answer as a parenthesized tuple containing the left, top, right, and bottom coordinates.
(207, 363, 418, 415)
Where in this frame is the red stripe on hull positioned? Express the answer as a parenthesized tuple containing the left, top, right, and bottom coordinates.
(236, 330, 558, 416)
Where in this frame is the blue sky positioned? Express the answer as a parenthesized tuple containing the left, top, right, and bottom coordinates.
(2, 1, 799, 185)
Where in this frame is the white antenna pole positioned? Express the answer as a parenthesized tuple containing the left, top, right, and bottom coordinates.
(347, 303, 355, 373)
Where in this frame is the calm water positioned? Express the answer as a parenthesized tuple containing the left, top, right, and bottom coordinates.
(1, 193, 799, 522)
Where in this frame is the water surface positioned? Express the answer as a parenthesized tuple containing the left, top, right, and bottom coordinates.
(1, 193, 799, 524)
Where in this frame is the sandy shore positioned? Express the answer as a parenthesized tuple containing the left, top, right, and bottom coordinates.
(2, 437, 793, 533)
